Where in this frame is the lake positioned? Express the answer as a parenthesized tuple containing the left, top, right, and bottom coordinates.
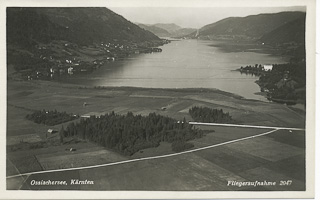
(59, 39, 289, 101)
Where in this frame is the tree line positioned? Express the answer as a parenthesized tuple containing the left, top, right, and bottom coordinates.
(60, 112, 204, 155)
(26, 109, 78, 126)
(189, 106, 233, 123)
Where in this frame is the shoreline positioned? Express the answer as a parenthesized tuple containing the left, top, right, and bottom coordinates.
(9, 79, 255, 101)
(28, 78, 307, 109)
(11, 78, 305, 107)
(8, 38, 288, 104)
(206, 39, 294, 60)
(8, 79, 307, 116)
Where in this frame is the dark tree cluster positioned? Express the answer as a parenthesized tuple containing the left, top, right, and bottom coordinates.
(61, 112, 203, 156)
(189, 106, 233, 123)
(26, 109, 78, 126)
(258, 62, 306, 89)
(257, 61, 306, 103)
(239, 64, 263, 77)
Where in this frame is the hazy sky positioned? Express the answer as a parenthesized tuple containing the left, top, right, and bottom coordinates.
(109, 7, 306, 28)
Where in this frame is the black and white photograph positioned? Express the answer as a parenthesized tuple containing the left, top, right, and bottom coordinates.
(1, 0, 317, 199)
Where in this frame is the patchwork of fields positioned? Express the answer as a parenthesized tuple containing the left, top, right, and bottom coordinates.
(6, 80, 306, 190)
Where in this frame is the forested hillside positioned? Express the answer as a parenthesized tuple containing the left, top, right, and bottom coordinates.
(7, 7, 168, 78)
(7, 7, 161, 47)
(259, 15, 305, 45)
(189, 11, 305, 45)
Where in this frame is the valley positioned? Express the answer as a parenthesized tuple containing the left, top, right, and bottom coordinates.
(5, 7, 308, 192)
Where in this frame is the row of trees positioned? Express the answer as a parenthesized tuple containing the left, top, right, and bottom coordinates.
(240, 64, 264, 76)
(26, 109, 78, 126)
(60, 112, 203, 155)
(189, 106, 233, 123)
(240, 64, 263, 71)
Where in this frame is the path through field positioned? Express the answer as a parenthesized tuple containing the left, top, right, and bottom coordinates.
(7, 122, 306, 191)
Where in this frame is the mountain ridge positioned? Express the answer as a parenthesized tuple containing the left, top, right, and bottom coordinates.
(259, 15, 305, 45)
(7, 7, 168, 75)
(137, 23, 196, 38)
(7, 7, 162, 48)
(188, 11, 306, 45)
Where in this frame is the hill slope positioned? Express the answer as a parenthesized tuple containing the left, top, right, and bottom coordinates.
(7, 7, 168, 76)
(196, 11, 305, 41)
(7, 7, 161, 48)
(259, 16, 305, 45)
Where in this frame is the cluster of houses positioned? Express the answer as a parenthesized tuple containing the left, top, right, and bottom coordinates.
(26, 39, 168, 81)
(97, 41, 164, 56)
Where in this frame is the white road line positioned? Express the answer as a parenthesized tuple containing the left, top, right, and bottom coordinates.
(189, 122, 305, 131)
(18, 175, 30, 190)
(7, 129, 278, 179)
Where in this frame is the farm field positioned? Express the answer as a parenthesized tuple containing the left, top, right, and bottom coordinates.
(6, 80, 306, 190)
(8, 128, 305, 191)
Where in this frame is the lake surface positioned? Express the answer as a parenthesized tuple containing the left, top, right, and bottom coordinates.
(59, 39, 289, 101)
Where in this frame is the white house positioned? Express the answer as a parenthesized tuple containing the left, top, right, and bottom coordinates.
(67, 67, 73, 74)
(263, 64, 273, 71)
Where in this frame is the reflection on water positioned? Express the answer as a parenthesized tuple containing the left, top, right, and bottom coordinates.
(57, 39, 288, 101)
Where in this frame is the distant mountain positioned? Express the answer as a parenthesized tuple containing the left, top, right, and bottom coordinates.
(193, 11, 306, 43)
(7, 7, 161, 48)
(138, 23, 196, 38)
(153, 23, 182, 33)
(137, 24, 171, 37)
(171, 28, 197, 38)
